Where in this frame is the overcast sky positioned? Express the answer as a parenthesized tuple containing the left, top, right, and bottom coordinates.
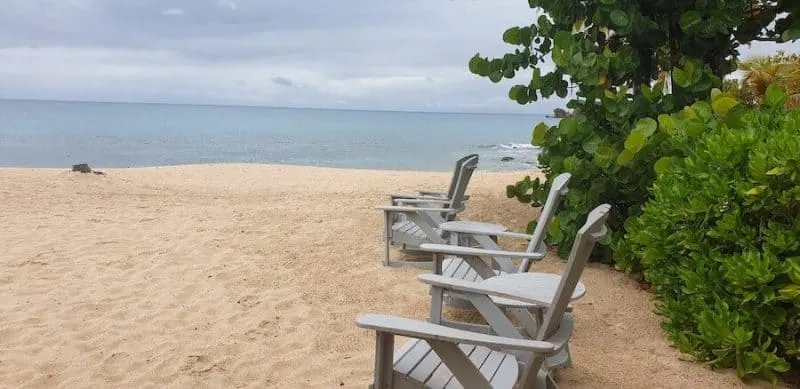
(0, 1, 796, 113)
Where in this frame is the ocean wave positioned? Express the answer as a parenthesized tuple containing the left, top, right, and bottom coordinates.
(499, 143, 537, 150)
(477, 143, 538, 150)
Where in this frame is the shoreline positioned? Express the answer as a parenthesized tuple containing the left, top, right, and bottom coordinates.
(0, 162, 542, 174)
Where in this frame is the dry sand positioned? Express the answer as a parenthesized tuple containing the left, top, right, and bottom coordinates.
(0, 164, 786, 388)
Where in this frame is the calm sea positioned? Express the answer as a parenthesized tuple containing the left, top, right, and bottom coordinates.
(0, 99, 554, 172)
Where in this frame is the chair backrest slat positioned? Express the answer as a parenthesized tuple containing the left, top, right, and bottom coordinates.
(445, 154, 479, 199)
(536, 204, 611, 340)
(445, 155, 479, 221)
(519, 173, 571, 271)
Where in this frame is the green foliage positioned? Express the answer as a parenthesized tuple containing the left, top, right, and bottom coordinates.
(473, 1, 798, 261)
(615, 94, 800, 380)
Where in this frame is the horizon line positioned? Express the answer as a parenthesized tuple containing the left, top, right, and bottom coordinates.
(0, 97, 554, 117)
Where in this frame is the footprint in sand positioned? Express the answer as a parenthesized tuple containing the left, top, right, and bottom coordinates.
(236, 295, 261, 308)
(180, 355, 224, 376)
(99, 352, 132, 382)
(243, 319, 275, 340)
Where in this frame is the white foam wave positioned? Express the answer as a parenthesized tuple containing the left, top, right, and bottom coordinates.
(498, 143, 537, 150)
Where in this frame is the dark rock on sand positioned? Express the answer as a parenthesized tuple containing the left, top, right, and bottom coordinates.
(72, 164, 92, 173)
(72, 164, 105, 175)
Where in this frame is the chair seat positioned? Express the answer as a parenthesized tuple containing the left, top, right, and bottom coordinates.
(391, 339, 519, 389)
(441, 256, 503, 283)
(392, 220, 442, 244)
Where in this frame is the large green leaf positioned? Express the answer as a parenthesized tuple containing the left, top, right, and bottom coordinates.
(654, 156, 674, 174)
(711, 96, 739, 116)
(672, 67, 690, 88)
(616, 149, 635, 165)
(503, 27, 521, 45)
(508, 85, 529, 104)
(610, 10, 629, 27)
(679, 11, 702, 31)
(532, 122, 548, 145)
(559, 117, 579, 139)
(553, 30, 573, 49)
(636, 118, 658, 137)
(765, 84, 788, 108)
(582, 137, 600, 154)
(658, 114, 676, 133)
(593, 145, 617, 166)
(624, 130, 646, 152)
(468, 55, 487, 76)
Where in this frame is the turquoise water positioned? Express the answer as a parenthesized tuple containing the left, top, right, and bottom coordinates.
(0, 99, 554, 172)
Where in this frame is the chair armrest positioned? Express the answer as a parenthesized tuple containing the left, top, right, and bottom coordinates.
(389, 193, 449, 201)
(436, 225, 532, 240)
(394, 198, 452, 205)
(480, 231, 535, 240)
(376, 205, 457, 214)
(416, 191, 470, 201)
(419, 244, 544, 260)
(417, 190, 447, 197)
(417, 274, 553, 306)
(356, 314, 555, 353)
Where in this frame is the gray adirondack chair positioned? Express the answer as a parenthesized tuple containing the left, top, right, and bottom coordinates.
(389, 154, 478, 204)
(376, 155, 479, 268)
(356, 204, 611, 389)
(432, 173, 571, 304)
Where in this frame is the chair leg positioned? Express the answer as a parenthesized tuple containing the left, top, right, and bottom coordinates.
(562, 344, 572, 368)
(545, 370, 559, 389)
(373, 332, 394, 389)
(383, 213, 392, 266)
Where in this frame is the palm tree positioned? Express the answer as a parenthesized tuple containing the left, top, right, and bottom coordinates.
(737, 51, 800, 110)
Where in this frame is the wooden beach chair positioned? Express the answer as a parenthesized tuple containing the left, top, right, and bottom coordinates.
(424, 173, 570, 308)
(388, 154, 478, 204)
(376, 155, 479, 268)
(356, 204, 611, 389)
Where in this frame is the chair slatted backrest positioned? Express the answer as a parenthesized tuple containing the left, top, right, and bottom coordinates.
(536, 204, 611, 340)
(444, 155, 479, 221)
(444, 154, 479, 199)
(518, 173, 571, 272)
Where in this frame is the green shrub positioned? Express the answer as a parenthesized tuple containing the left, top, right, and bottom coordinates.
(616, 87, 800, 380)
(471, 1, 800, 262)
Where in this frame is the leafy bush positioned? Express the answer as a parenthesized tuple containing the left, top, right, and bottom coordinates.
(616, 87, 800, 380)
(472, 1, 800, 261)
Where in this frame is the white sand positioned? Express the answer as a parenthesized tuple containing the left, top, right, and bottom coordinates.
(0, 164, 784, 388)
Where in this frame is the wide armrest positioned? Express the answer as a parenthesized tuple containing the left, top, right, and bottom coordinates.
(419, 243, 544, 260)
(417, 274, 553, 306)
(493, 231, 535, 240)
(356, 314, 555, 353)
(417, 190, 446, 196)
(389, 193, 448, 201)
(437, 225, 533, 240)
(394, 198, 452, 205)
(417, 191, 471, 200)
(376, 205, 456, 213)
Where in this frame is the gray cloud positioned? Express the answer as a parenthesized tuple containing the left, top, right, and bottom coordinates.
(271, 77, 293, 87)
(0, 1, 795, 113)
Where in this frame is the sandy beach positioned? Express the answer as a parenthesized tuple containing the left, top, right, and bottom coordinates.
(0, 164, 784, 388)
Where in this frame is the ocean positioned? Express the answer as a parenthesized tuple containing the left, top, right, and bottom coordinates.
(0, 99, 554, 172)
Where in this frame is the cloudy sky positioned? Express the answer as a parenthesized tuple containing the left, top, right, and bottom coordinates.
(0, 1, 795, 113)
